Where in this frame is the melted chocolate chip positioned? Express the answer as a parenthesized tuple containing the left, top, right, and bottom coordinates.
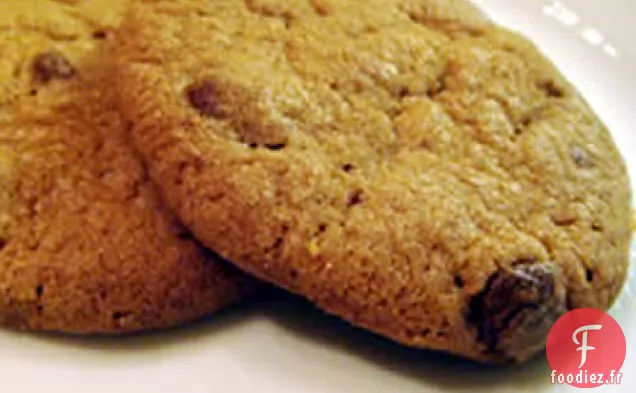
(32, 51, 76, 84)
(186, 80, 227, 118)
(468, 262, 567, 362)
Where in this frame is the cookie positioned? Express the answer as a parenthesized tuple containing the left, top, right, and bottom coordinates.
(0, 0, 256, 334)
(114, 0, 633, 362)
(0, 0, 126, 120)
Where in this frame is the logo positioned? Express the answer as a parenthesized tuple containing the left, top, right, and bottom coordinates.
(572, 324, 602, 368)
(547, 308, 626, 388)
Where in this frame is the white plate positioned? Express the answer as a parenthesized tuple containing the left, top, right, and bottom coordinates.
(1, 1, 634, 392)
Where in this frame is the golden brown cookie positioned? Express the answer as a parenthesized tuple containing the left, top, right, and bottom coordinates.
(0, 0, 129, 121)
(114, 0, 633, 362)
(0, 0, 256, 334)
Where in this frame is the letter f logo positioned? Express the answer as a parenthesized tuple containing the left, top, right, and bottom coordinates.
(573, 325, 603, 368)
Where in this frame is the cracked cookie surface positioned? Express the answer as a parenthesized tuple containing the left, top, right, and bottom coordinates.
(0, 0, 256, 334)
(114, 0, 632, 361)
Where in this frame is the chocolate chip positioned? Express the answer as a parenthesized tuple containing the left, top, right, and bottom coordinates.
(347, 189, 365, 207)
(585, 268, 595, 283)
(112, 311, 132, 326)
(32, 51, 76, 84)
(398, 86, 411, 98)
(342, 163, 355, 173)
(264, 142, 287, 151)
(572, 146, 594, 168)
(92, 30, 109, 40)
(238, 115, 289, 149)
(468, 262, 567, 362)
(186, 80, 227, 118)
(536, 80, 565, 98)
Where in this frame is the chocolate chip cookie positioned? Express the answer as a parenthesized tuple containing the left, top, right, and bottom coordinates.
(114, 0, 633, 361)
(0, 0, 256, 334)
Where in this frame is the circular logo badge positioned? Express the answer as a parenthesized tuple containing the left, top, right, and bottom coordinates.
(546, 308, 626, 388)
